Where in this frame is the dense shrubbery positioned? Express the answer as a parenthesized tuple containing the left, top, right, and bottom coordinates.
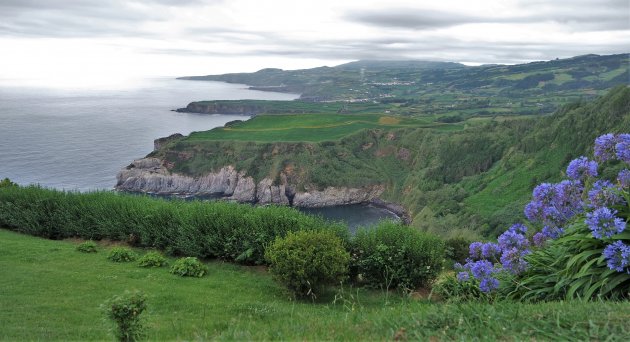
(102, 291, 147, 342)
(458, 133, 630, 300)
(265, 230, 349, 298)
(0, 188, 347, 265)
(107, 247, 138, 262)
(351, 221, 445, 290)
(170, 257, 208, 277)
(137, 251, 168, 268)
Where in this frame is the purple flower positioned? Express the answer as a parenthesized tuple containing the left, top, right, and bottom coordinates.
(469, 242, 483, 260)
(532, 232, 547, 247)
(467, 260, 496, 279)
(457, 272, 470, 282)
(509, 223, 528, 234)
(524, 200, 544, 222)
(533, 183, 555, 203)
(566, 156, 598, 180)
(588, 180, 624, 209)
(481, 242, 501, 259)
(585, 207, 626, 239)
(498, 229, 529, 251)
(618, 169, 630, 188)
(500, 247, 529, 274)
(594, 134, 617, 162)
(616, 134, 630, 164)
(479, 277, 500, 292)
(603, 241, 630, 273)
(541, 225, 564, 239)
(553, 180, 584, 217)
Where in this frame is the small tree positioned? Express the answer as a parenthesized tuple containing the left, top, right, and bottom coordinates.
(103, 291, 147, 342)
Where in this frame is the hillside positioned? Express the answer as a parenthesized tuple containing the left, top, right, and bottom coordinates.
(120, 86, 630, 238)
(179, 54, 629, 117)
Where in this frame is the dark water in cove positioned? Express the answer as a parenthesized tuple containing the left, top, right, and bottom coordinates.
(0, 78, 395, 227)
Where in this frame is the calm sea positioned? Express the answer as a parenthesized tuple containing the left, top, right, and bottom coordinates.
(0, 77, 396, 228)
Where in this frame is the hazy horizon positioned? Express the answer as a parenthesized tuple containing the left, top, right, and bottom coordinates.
(1, 0, 628, 88)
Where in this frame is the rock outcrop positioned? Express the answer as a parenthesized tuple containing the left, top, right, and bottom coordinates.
(115, 158, 384, 207)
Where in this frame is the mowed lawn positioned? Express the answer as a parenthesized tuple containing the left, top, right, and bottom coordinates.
(2, 228, 630, 341)
(185, 114, 446, 142)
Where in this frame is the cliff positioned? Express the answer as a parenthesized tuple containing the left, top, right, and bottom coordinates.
(115, 157, 385, 208)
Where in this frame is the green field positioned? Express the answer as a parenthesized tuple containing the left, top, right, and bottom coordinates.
(2, 229, 630, 341)
(186, 114, 448, 142)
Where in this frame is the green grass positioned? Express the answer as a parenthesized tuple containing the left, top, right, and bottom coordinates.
(186, 114, 443, 142)
(2, 228, 630, 340)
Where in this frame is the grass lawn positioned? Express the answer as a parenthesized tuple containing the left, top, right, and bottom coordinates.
(2, 228, 630, 341)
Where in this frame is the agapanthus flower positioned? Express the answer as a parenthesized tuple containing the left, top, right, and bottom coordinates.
(524, 200, 544, 222)
(618, 169, 630, 188)
(457, 271, 470, 282)
(498, 228, 529, 251)
(588, 180, 624, 209)
(594, 133, 617, 162)
(481, 242, 501, 259)
(469, 241, 483, 260)
(509, 223, 528, 234)
(603, 241, 630, 273)
(479, 277, 500, 292)
(532, 183, 556, 203)
(566, 156, 598, 180)
(500, 247, 529, 274)
(616, 134, 630, 164)
(585, 207, 626, 239)
(553, 180, 584, 217)
(532, 232, 547, 247)
(541, 225, 564, 239)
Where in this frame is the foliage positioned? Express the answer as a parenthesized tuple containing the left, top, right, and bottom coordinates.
(137, 251, 167, 268)
(170, 257, 208, 277)
(460, 133, 630, 300)
(444, 236, 471, 267)
(265, 230, 350, 298)
(0, 186, 347, 265)
(107, 247, 138, 263)
(431, 273, 493, 302)
(350, 221, 445, 290)
(102, 291, 147, 342)
(0, 178, 17, 188)
(76, 240, 98, 253)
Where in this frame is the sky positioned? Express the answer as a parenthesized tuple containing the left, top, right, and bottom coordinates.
(0, 0, 628, 87)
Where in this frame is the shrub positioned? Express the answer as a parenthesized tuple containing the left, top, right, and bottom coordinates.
(265, 230, 350, 298)
(107, 247, 138, 262)
(431, 273, 493, 302)
(137, 251, 167, 268)
(0, 178, 16, 188)
(76, 240, 98, 253)
(444, 236, 471, 267)
(102, 291, 147, 342)
(351, 221, 445, 290)
(170, 257, 208, 277)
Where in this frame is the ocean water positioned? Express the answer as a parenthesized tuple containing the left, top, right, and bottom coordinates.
(0, 77, 396, 228)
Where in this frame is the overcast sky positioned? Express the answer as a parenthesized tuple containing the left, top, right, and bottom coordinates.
(1, 0, 628, 87)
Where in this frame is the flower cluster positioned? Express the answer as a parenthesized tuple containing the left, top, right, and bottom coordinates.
(458, 133, 630, 293)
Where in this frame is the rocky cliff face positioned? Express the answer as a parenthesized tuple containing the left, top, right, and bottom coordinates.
(176, 102, 264, 115)
(116, 158, 385, 207)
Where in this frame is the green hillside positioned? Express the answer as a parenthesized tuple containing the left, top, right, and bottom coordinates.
(155, 86, 630, 238)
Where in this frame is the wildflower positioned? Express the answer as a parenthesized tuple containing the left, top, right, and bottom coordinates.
(566, 156, 598, 180)
(616, 134, 630, 164)
(469, 241, 483, 260)
(618, 169, 630, 188)
(603, 241, 630, 273)
(588, 180, 624, 208)
(594, 133, 617, 161)
(481, 242, 501, 259)
(553, 180, 584, 216)
(585, 207, 626, 239)
(479, 277, 500, 292)
(532, 232, 547, 247)
(498, 228, 529, 251)
(500, 247, 529, 274)
(456, 272, 470, 282)
(541, 225, 564, 239)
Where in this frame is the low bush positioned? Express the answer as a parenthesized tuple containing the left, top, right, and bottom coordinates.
(265, 230, 350, 298)
(444, 236, 471, 267)
(170, 257, 207, 277)
(431, 273, 493, 302)
(107, 247, 138, 262)
(0, 186, 347, 265)
(102, 291, 147, 342)
(351, 221, 445, 290)
(137, 251, 167, 268)
(76, 240, 98, 253)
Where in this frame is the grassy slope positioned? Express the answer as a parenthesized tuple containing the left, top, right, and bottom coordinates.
(2, 228, 630, 341)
